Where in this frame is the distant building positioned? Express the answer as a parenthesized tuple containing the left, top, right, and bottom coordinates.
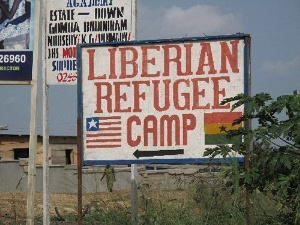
(0, 134, 77, 165)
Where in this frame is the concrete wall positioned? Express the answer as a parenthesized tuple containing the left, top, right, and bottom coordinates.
(0, 161, 216, 193)
(0, 161, 27, 192)
(0, 161, 132, 193)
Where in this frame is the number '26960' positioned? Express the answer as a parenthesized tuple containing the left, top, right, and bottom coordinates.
(0, 54, 26, 63)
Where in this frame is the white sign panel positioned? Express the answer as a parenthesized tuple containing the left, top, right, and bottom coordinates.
(46, 0, 135, 85)
(78, 35, 250, 165)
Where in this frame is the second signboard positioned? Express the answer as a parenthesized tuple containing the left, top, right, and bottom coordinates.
(78, 34, 250, 165)
(46, 0, 135, 85)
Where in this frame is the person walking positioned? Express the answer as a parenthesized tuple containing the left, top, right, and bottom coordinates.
(101, 165, 116, 192)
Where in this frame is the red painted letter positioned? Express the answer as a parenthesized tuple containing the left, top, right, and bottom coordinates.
(182, 114, 196, 145)
(220, 40, 239, 73)
(196, 43, 217, 75)
(87, 49, 106, 80)
(191, 78, 210, 110)
(127, 116, 141, 147)
(108, 48, 117, 79)
(94, 82, 112, 113)
(141, 45, 160, 77)
(153, 80, 171, 112)
(144, 116, 158, 146)
(162, 45, 186, 76)
(173, 79, 190, 110)
(114, 81, 131, 112)
(119, 47, 138, 79)
(132, 81, 150, 112)
(211, 76, 230, 109)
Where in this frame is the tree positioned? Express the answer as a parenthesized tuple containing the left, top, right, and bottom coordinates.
(204, 91, 300, 224)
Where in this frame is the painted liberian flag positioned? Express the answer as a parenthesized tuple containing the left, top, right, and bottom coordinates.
(204, 112, 242, 145)
(86, 116, 122, 149)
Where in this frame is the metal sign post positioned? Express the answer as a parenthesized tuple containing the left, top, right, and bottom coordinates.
(131, 164, 138, 225)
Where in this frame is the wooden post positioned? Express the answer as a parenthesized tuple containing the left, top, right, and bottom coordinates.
(77, 117, 83, 225)
(26, 0, 43, 224)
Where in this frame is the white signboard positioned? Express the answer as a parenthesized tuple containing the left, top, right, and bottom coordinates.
(46, 0, 135, 85)
(78, 34, 250, 165)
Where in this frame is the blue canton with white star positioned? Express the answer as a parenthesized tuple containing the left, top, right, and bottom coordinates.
(86, 117, 99, 131)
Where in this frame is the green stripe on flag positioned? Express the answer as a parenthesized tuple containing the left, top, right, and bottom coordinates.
(205, 134, 242, 145)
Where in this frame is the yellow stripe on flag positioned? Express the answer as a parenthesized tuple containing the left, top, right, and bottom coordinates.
(204, 123, 242, 135)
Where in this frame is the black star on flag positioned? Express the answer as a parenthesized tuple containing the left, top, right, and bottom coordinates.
(219, 125, 227, 132)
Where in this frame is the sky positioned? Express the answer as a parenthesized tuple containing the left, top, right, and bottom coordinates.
(0, 0, 299, 136)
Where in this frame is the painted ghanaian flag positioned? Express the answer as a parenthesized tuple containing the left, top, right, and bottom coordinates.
(204, 112, 242, 145)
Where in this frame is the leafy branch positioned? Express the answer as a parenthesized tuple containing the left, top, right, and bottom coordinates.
(204, 91, 300, 224)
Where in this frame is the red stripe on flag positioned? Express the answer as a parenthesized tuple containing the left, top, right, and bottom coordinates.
(86, 139, 121, 143)
(86, 133, 121, 137)
(87, 145, 122, 149)
(99, 121, 121, 125)
(99, 116, 121, 120)
(100, 127, 121, 131)
(204, 112, 242, 124)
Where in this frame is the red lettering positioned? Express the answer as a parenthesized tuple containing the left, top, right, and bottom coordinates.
(87, 49, 95, 79)
(127, 116, 141, 147)
(220, 40, 239, 73)
(196, 43, 217, 75)
(114, 82, 131, 112)
(191, 78, 210, 110)
(141, 45, 160, 77)
(153, 80, 171, 112)
(182, 114, 196, 145)
(132, 81, 150, 112)
(87, 49, 106, 80)
(173, 79, 190, 110)
(160, 115, 180, 146)
(211, 76, 230, 109)
(182, 43, 193, 76)
(119, 47, 138, 79)
(94, 82, 112, 113)
(144, 116, 158, 146)
(162, 45, 190, 76)
(108, 48, 117, 79)
(63, 47, 76, 58)
(127, 114, 196, 147)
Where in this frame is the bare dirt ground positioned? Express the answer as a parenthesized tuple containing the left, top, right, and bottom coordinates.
(0, 190, 133, 224)
(0, 190, 186, 224)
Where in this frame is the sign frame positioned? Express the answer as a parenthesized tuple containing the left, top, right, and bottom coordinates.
(0, 0, 36, 84)
(77, 33, 251, 165)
